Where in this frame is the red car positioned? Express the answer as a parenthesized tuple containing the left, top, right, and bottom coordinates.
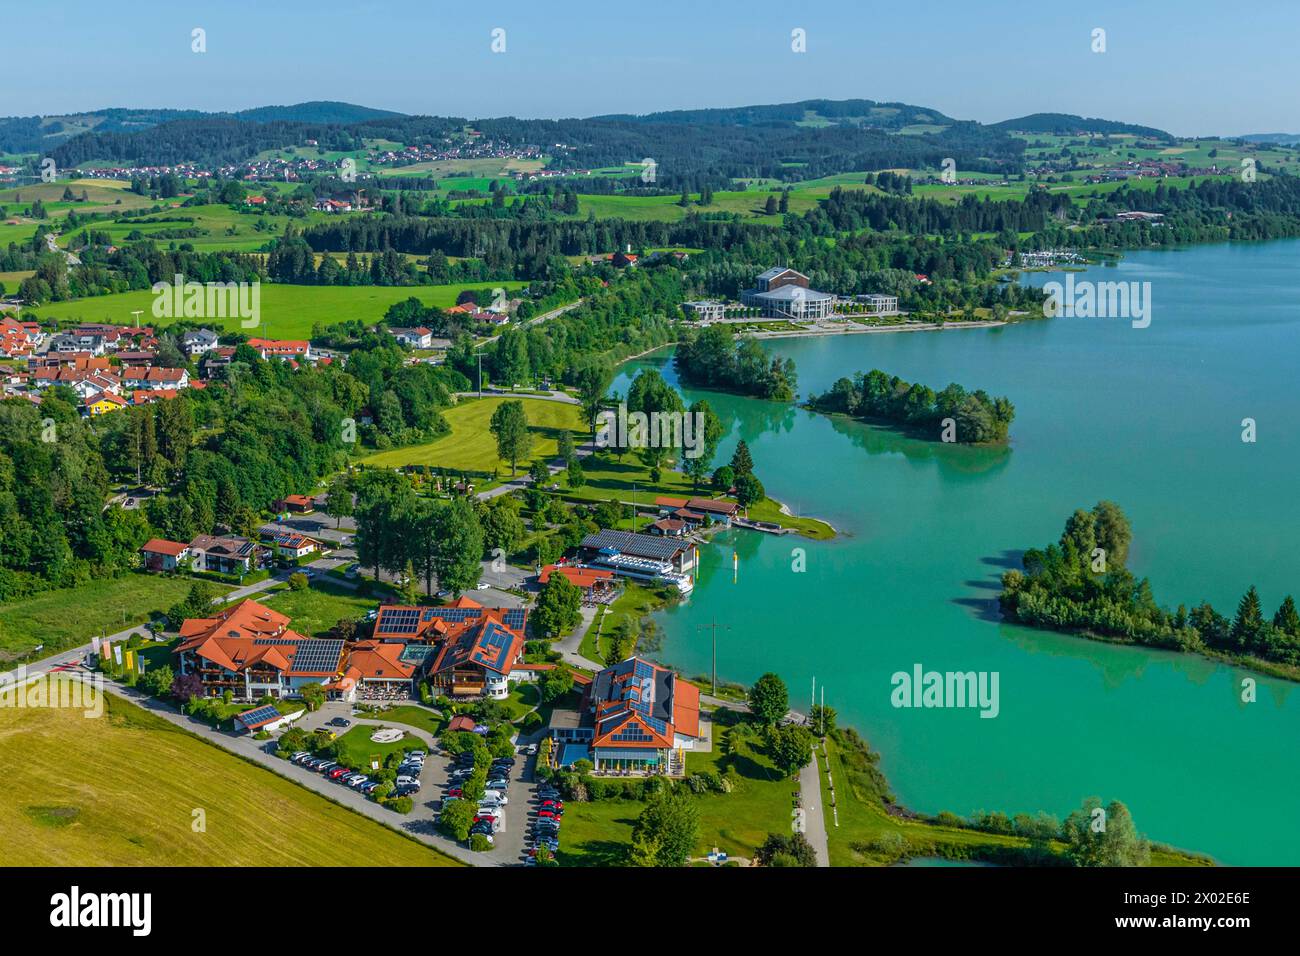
(473, 814, 499, 825)
(541, 799, 564, 811)
(537, 809, 559, 820)
(329, 767, 351, 780)
(447, 788, 463, 798)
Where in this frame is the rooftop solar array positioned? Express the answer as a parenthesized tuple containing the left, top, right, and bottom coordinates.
(237, 705, 281, 726)
(470, 621, 516, 673)
(291, 639, 344, 673)
(253, 638, 298, 646)
(398, 644, 435, 663)
(424, 607, 481, 623)
(581, 530, 686, 562)
(375, 608, 422, 634)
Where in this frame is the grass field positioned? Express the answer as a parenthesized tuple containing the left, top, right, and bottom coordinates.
(333, 724, 420, 770)
(579, 582, 666, 662)
(55, 202, 340, 253)
(0, 687, 461, 866)
(0, 574, 221, 661)
(26, 281, 526, 339)
(361, 396, 585, 474)
(358, 705, 444, 739)
(260, 579, 376, 638)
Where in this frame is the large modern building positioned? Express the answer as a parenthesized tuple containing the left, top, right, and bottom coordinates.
(175, 599, 345, 701)
(549, 656, 701, 775)
(740, 267, 835, 320)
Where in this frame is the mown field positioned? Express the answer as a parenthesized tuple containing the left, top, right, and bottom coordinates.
(361, 395, 586, 473)
(0, 574, 217, 660)
(260, 578, 376, 638)
(26, 281, 526, 339)
(0, 688, 461, 866)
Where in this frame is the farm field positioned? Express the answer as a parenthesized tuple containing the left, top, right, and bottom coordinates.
(26, 281, 526, 338)
(361, 395, 585, 473)
(560, 188, 824, 223)
(55, 202, 343, 253)
(0, 688, 460, 867)
(0, 574, 221, 661)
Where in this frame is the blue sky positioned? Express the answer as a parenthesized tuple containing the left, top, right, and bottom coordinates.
(5, 0, 1297, 136)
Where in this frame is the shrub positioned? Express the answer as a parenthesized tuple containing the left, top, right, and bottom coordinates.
(385, 796, 414, 814)
(470, 833, 493, 852)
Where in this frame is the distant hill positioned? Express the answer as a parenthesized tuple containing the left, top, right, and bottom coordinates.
(593, 98, 956, 131)
(232, 101, 406, 125)
(0, 102, 403, 155)
(992, 112, 1173, 141)
(1239, 132, 1300, 146)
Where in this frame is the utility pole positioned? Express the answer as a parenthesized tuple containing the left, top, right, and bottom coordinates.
(697, 619, 730, 697)
(477, 353, 483, 398)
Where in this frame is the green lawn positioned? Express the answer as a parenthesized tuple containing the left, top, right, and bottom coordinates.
(0, 574, 223, 660)
(332, 724, 420, 771)
(358, 705, 444, 739)
(0, 688, 460, 866)
(557, 717, 797, 865)
(579, 581, 666, 662)
(26, 281, 527, 340)
(361, 395, 585, 474)
(261, 579, 376, 637)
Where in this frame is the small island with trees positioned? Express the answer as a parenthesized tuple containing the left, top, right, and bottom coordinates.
(808, 368, 1015, 444)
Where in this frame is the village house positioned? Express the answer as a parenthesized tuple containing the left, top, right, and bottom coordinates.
(188, 534, 263, 575)
(275, 494, 317, 514)
(140, 538, 191, 571)
(390, 326, 434, 349)
(258, 528, 321, 561)
(247, 337, 312, 362)
(181, 328, 219, 356)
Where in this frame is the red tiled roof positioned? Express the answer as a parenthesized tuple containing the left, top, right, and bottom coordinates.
(141, 538, 188, 557)
(538, 565, 615, 589)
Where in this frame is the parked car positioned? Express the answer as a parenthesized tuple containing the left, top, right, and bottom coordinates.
(317, 761, 339, 773)
(481, 789, 505, 802)
(447, 788, 463, 799)
(540, 800, 564, 812)
(393, 784, 420, 797)
(408, 750, 427, 760)
(328, 717, 351, 728)
(347, 775, 370, 788)
(395, 775, 421, 788)
(329, 766, 353, 780)
(290, 751, 311, 761)
(360, 781, 380, 795)
(521, 744, 538, 755)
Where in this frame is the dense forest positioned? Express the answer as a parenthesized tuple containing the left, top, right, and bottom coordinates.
(809, 368, 1015, 444)
(1000, 503, 1300, 673)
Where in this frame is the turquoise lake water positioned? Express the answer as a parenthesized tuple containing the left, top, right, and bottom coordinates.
(611, 239, 1300, 865)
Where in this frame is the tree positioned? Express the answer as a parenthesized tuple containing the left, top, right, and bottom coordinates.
(730, 440, 754, 478)
(683, 399, 723, 490)
(629, 790, 699, 867)
(166, 580, 218, 628)
(1273, 596, 1300, 638)
(734, 472, 765, 509)
(1062, 798, 1150, 867)
(533, 574, 582, 638)
(711, 465, 735, 493)
(748, 672, 789, 725)
(768, 722, 815, 777)
(575, 360, 613, 438)
(489, 400, 531, 475)
(139, 664, 173, 697)
(169, 671, 203, 703)
(439, 798, 476, 842)
(1090, 500, 1132, 568)
(566, 456, 586, 489)
(288, 572, 308, 591)
(1231, 585, 1265, 650)
(756, 831, 817, 867)
(432, 498, 484, 595)
(537, 665, 575, 703)
(325, 476, 354, 528)
(481, 497, 524, 556)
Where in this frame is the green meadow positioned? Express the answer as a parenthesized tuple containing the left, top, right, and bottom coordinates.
(26, 281, 527, 339)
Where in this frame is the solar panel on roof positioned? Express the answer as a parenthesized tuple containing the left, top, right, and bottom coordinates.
(292, 639, 344, 672)
(238, 705, 280, 726)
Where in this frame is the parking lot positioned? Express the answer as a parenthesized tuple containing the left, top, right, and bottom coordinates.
(431, 741, 546, 862)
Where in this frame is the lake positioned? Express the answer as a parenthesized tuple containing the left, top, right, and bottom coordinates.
(611, 239, 1300, 865)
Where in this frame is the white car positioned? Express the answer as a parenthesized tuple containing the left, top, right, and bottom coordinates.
(481, 790, 505, 802)
(480, 795, 508, 808)
(475, 583, 491, 590)
(395, 775, 421, 788)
